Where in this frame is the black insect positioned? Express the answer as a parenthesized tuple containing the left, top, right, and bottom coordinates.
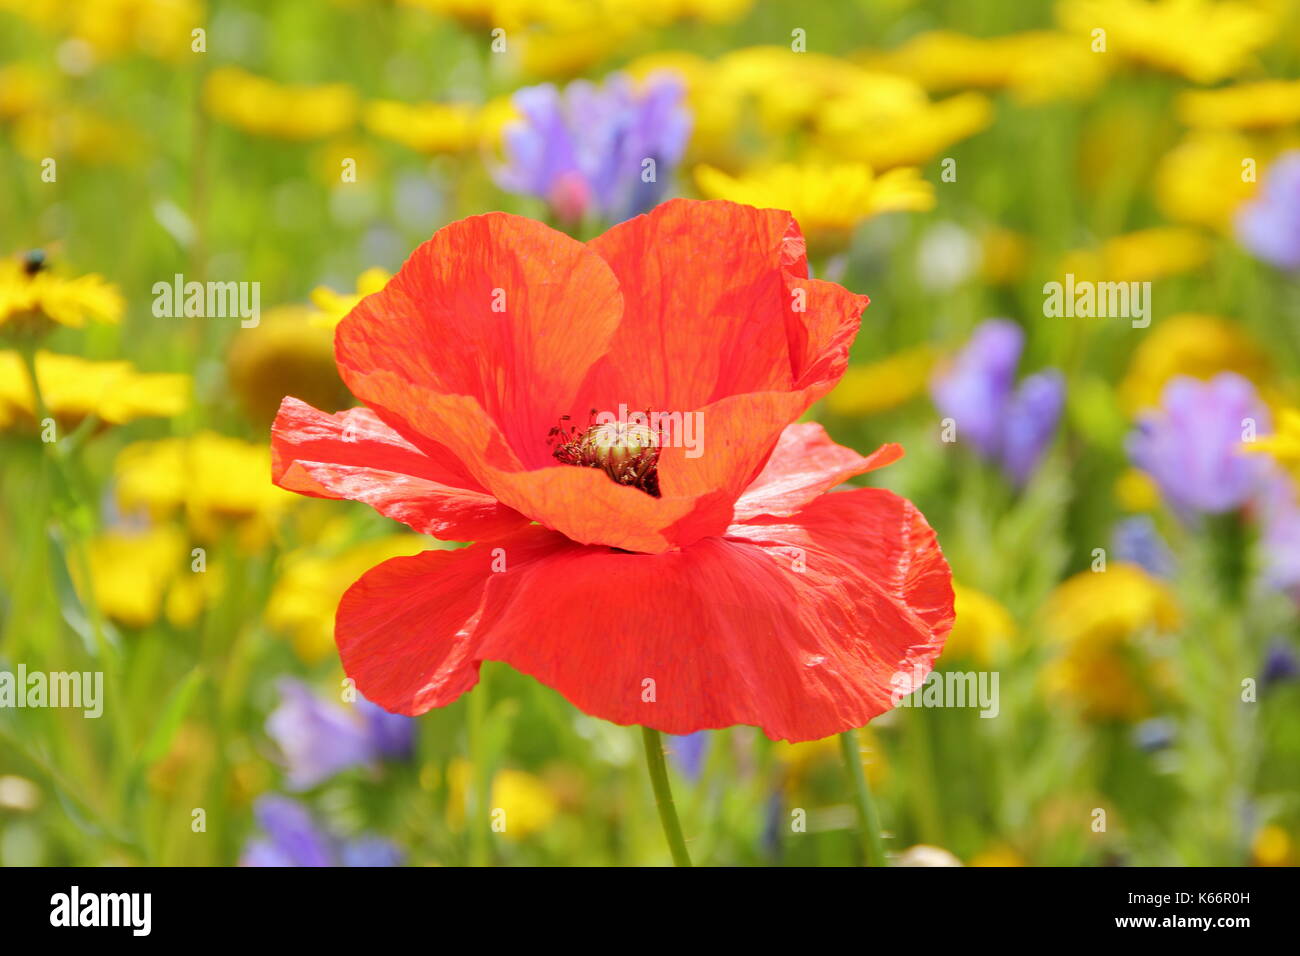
(22, 249, 47, 277)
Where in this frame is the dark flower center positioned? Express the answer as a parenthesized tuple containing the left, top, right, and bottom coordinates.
(550, 415, 661, 497)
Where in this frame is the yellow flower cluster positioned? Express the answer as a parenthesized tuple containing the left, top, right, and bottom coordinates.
(1056, 0, 1281, 84)
(0, 0, 203, 64)
(628, 46, 993, 172)
(114, 432, 297, 544)
(1042, 564, 1181, 721)
(858, 29, 1111, 103)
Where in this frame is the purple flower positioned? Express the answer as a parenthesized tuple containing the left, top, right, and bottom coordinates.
(241, 795, 403, 868)
(494, 72, 690, 224)
(1263, 639, 1300, 687)
(668, 731, 709, 781)
(266, 679, 415, 790)
(1126, 373, 1271, 517)
(360, 697, 416, 762)
(1112, 515, 1174, 577)
(1259, 472, 1300, 602)
(1236, 151, 1300, 271)
(1001, 370, 1065, 485)
(930, 319, 1064, 485)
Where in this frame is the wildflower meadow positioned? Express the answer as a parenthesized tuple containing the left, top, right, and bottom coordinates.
(1, 0, 1299, 892)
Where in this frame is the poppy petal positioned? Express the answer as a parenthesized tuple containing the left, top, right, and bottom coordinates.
(337, 488, 953, 742)
(732, 422, 903, 522)
(579, 199, 796, 410)
(335, 212, 624, 469)
(271, 396, 528, 541)
(578, 198, 865, 412)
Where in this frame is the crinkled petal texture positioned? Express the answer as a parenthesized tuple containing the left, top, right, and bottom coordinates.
(318, 199, 867, 554)
(271, 397, 529, 542)
(334, 423, 954, 742)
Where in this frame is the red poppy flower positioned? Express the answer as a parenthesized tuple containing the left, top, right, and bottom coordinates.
(272, 199, 953, 743)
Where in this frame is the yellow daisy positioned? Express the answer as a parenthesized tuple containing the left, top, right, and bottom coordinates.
(114, 431, 296, 543)
(1244, 406, 1300, 483)
(695, 161, 934, 250)
(0, 253, 124, 335)
(1057, 0, 1279, 84)
(0, 350, 189, 432)
(203, 68, 358, 141)
(362, 101, 480, 155)
(1119, 313, 1272, 413)
(308, 267, 391, 329)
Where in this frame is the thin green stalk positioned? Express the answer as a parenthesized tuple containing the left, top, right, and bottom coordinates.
(17, 347, 131, 762)
(641, 727, 691, 866)
(466, 678, 491, 867)
(839, 729, 888, 867)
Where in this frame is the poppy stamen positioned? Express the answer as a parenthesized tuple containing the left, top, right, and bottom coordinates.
(549, 413, 661, 498)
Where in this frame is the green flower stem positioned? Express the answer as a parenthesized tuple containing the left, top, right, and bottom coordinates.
(16, 346, 133, 793)
(641, 726, 691, 867)
(840, 728, 888, 867)
(466, 676, 491, 867)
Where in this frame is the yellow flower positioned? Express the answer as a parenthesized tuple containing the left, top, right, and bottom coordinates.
(1059, 227, 1213, 283)
(227, 305, 346, 427)
(397, 0, 559, 30)
(1178, 79, 1300, 129)
(513, 25, 629, 79)
(773, 728, 887, 789)
(0, 351, 189, 432)
(1046, 563, 1181, 648)
(695, 162, 934, 249)
(1154, 131, 1262, 231)
(632, 47, 991, 172)
(445, 759, 559, 839)
(1119, 313, 1272, 413)
(1251, 824, 1296, 866)
(0, 255, 124, 334)
(308, 267, 391, 329)
(114, 432, 295, 543)
(203, 68, 358, 141)
(1244, 406, 1300, 483)
(363, 100, 480, 154)
(1115, 468, 1162, 512)
(860, 30, 1110, 104)
(1042, 564, 1181, 720)
(82, 525, 214, 629)
(1057, 0, 1279, 84)
(979, 227, 1030, 285)
(11, 106, 141, 166)
(266, 535, 431, 663)
(0, 63, 54, 120)
(815, 86, 993, 171)
(941, 583, 1016, 666)
(0, 0, 203, 63)
(826, 345, 935, 416)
